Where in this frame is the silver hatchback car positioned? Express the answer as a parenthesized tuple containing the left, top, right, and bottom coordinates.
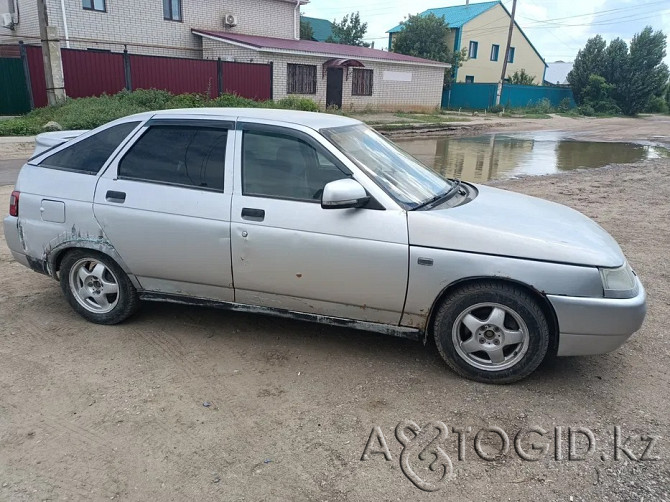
(4, 109, 646, 383)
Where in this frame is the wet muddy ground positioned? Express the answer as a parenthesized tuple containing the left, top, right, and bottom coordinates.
(396, 130, 669, 182)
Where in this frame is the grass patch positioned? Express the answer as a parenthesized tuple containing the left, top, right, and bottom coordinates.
(371, 123, 431, 131)
(394, 112, 471, 123)
(0, 89, 320, 136)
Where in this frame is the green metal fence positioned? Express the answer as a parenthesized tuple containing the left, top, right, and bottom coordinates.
(0, 57, 31, 115)
(442, 83, 575, 110)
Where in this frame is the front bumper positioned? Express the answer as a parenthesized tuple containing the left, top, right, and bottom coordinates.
(548, 277, 647, 356)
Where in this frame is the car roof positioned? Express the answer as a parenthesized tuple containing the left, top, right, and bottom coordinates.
(141, 108, 362, 130)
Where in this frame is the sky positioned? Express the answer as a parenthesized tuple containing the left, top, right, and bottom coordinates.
(302, 0, 670, 66)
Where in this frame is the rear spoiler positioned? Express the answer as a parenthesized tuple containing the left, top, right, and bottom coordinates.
(32, 130, 88, 158)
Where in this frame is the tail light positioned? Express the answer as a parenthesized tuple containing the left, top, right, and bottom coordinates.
(9, 190, 19, 217)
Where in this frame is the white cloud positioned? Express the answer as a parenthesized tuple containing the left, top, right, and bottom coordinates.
(303, 0, 670, 65)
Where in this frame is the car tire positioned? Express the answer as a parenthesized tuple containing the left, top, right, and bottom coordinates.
(60, 249, 140, 325)
(433, 282, 550, 384)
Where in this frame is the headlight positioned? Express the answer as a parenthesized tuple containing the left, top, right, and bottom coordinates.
(599, 263, 638, 299)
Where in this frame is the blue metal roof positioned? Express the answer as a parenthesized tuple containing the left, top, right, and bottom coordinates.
(301, 16, 334, 42)
(387, 1, 499, 33)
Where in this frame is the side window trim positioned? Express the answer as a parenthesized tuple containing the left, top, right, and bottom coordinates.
(111, 176, 226, 193)
(145, 118, 234, 130)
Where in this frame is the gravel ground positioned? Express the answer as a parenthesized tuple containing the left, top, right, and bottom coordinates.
(0, 129, 669, 500)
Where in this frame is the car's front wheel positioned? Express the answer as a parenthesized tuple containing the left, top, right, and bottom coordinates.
(60, 250, 140, 324)
(433, 282, 550, 384)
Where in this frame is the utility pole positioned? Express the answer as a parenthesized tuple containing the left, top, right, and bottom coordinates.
(495, 0, 517, 106)
(36, 0, 66, 105)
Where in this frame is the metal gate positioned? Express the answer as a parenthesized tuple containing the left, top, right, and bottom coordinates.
(0, 57, 31, 115)
(6, 44, 274, 111)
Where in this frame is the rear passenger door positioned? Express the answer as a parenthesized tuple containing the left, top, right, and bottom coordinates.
(94, 117, 235, 301)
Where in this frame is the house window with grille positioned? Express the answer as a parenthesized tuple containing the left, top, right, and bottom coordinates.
(352, 69, 373, 96)
(163, 0, 182, 21)
(287, 64, 317, 94)
(82, 0, 106, 12)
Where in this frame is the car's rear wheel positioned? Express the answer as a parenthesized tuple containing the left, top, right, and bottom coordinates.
(60, 250, 140, 324)
(433, 282, 550, 384)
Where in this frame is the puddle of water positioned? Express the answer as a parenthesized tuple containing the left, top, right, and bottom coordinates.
(395, 131, 669, 183)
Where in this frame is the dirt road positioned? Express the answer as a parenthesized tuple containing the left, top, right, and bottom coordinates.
(493, 113, 670, 145)
(0, 137, 33, 187)
(1, 125, 669, 500)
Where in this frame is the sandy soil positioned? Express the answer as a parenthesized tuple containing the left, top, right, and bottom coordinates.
(0, 136, 35, 160)
(0, 126, 669, 500)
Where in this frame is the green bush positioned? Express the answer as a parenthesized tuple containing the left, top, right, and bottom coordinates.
(526, 98, 553, 114)
(0, 118, 35, 135)
(579, 104, 595, 116)
(557, 97, 573, 113)
(579, 75, 621, 115)
(210, 93, 262, 108)
(0, 90, 324, 136)
(488, 104, 504, 114)
(116, 88, 173, 109)
(644, 95, 669, 114)
(276, 96, 319, 112)
(166, 92, 210, 109)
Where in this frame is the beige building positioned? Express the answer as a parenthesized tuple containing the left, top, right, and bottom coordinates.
(0, 0, 447, 110)
(387, 0, 547, 85)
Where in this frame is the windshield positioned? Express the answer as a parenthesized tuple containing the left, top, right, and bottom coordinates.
(321, 124, 452, 209)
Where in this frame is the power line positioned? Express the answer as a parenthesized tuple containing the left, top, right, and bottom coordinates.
(519, 0, 669, 25)
(523, 9, 670, 28)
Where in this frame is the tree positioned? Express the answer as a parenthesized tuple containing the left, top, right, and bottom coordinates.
(616, 27, 669, 115)
(508, 69, 536, 85)
(392, 13, 465, 84)
(567, 35, 606, 104)
(602, 38, 628, 87)
(300, 17, 314, 41)
(326, 12, 369, 47)
(568, 28, 668, 115)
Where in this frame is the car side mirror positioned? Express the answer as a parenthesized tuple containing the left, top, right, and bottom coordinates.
(321, 178, 370, 209)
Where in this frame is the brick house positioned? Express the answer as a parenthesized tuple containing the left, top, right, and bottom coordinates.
(387, 0, 547, 85)
(0, 0, 448, 110)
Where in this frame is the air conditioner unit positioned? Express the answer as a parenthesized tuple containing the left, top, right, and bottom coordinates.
(1, 13, 15, 29)
(223, 14, 238, 27)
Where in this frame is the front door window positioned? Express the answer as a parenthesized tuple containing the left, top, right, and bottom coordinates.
(242, 129, 349, 201)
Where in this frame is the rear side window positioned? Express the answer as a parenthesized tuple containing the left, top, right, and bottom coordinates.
(118, 125, 227, 191)
(39, 121, 140, 174)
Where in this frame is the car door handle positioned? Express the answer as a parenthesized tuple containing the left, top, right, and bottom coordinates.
(241, 208, 265, 220)
(106, 190, 126, 203)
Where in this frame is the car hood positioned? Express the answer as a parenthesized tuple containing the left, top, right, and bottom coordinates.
(407, 184, 625, 267)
